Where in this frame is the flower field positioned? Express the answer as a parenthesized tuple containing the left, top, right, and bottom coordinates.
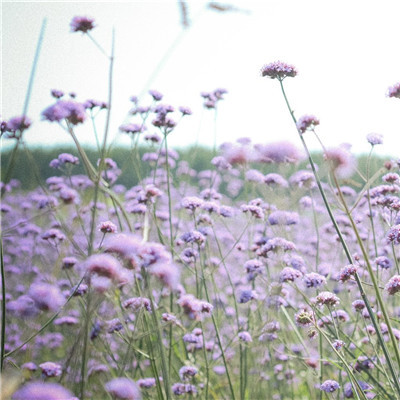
(3, 14, 400, 400)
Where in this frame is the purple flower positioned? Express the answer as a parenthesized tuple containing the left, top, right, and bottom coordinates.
(238, 289, 258, 303)
(238, 331, 253, 342)
(119, 123, 145, 134)
(179, 365, 198, 380)
(123, 297, 152, 313)
(6, 115, 32, 132)
(366, 132, 383, 146)
(255, 141, 303, 164)
(105, 377, 142, 400)
(149, 90, 163, 101)
(179, 106, 192, 115)
(303, 272, 327, 288)
(324, 144, 356, 178)
(320, 380, 340, 393)
(338, 265, 358, 282)
(70, 16, 96, 33)
(387, 82, 400, 99)
(295, 310, 314, 326)
(28, 283, 64, 312)
(296, 115, 320, 134)
(62, 256, 78, 269)
(375, 256, 392, 270)
(387, 225, 400, 244)
(316, 291, 340, 307)
(98, 220, 118, 233)
(12, 382, 73, 400)
(137, 378, 157, 389)
(280, 267, 302, 282)
(261, 61, 297, 80)
(39, 362, 62, 378)
(42, 100, 87, 125)
(385, 275, 400, 295)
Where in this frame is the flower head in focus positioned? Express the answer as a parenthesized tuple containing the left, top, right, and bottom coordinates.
(70, 16, 96, 33)
(261, 61, 297, 80)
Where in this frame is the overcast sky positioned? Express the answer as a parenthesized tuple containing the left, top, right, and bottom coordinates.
(2, 0, 400, 156)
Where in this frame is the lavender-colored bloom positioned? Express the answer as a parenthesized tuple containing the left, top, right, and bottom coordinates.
(172, 383, 197, 396)
(280, 267, 302, 283)
(123, 297, 152, 313)
(70, 16, 96, 33)
(180, 230, 206, 245)
(320, 380, 340, 393)
(53, 316, 79, 326)
(98, 220, 118, 233)
(238, 289, 258, 303)
(387, 225, 400, 244)
(241, 204, 264, 219)
(6, 115, 32, 132)
(261, 61, 297, 80)
(179, 365, 198, 380)
(316, 291, 340, 307)
(12, 382, 73, 400)
(344, 381, 375, 399)
(375, 256, 392, 269)
(179, 106, 192, 115)
(119, 123, 145, 134)
(366, 132, 383, 146)
(21, 362, 38, 371)
(39, 362, 62, 378)
(382, 172, 400, 184)
(7, 295, 38, 317)
(149, 90, 163, 101)
(387, 82, 400, 98)
(238, 331, 253, 342)
(181, 196, 204, 210)
(324, 144, 356, 178)
(105, 377, 142, 400)
(338, 264, 358, 282)
(28, 283, 64, 312)
(137, 378, 157, 389)
(303, 272, 327, 288)
(332, 339, 345, 350)
(84, 254, 125, 282)
(150, 262, 180, 289)
(51, 89, 64, 99)
(255, 141, 303, 164)
(294, 310, 314, 327)
(42, 100, 87, 125)
(257, 237, 296, 256)
(352, 299, 365, 312)
(385, 275, 400, 295)
(264, 173, 288, 187)
(268, 210, 299, 226)
(296, 115, 320, 134)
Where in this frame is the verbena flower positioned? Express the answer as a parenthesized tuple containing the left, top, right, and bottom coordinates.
(320, 380, 340, 393)
(366, 132, 383, 146)
(385, 275, 400, 295)
(316, 291, 340, 307)
(296, 115, 319, 134)
(261, 61, 297, 80)
(70, 16, 96, 33)
(42, 100, 87, 125)
(387, 82, 400, 98)
(105, 377, 142, 400)
(39, 362, 62, 378)
(12, 382, 73, 400)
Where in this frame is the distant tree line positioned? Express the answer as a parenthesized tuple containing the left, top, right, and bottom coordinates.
(1, 144, 389, 191)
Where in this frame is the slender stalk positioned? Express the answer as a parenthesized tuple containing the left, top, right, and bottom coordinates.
(278, 79, 400, 396)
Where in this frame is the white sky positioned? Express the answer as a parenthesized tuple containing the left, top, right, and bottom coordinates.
(2, 0, 400, 156)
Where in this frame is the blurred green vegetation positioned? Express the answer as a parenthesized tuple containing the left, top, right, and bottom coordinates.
(1, 144, 391, 191)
